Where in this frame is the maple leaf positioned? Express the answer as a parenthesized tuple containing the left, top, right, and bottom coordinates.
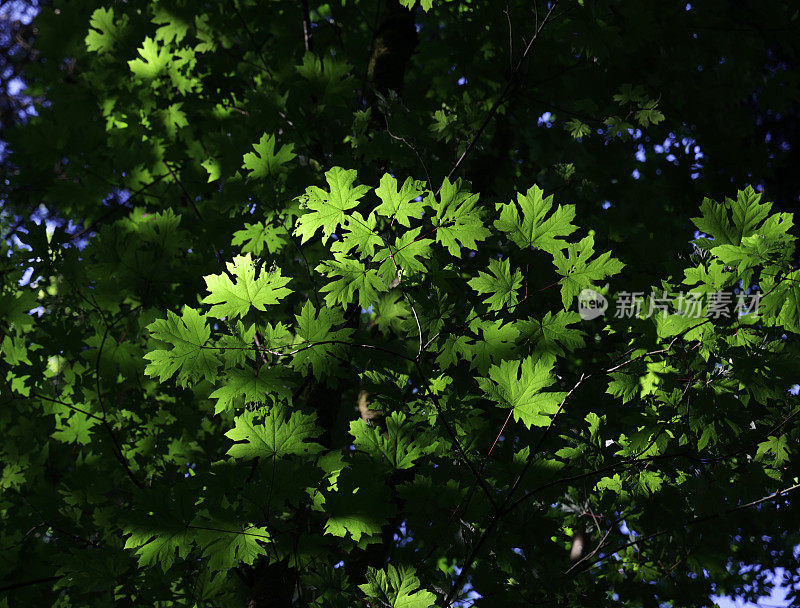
(0, 290, 37, 330)
(209, 367, 293, 414)
(566, 118, 592, 139)
(123, 493, 197, 571)
(606, 370, 642, 403)
(202, 254, 292, 319)
(494, 185, 577, 253)
(201, 157, 221, 182)
(1, 334, 31, 366)
(159, 103, 188, 139)
(0, 464, 25, 491)
(375, 227, 433, 286)
(226, 405, 323, 459)
(295, 52, 353, 98)
(756, 435, 791, 466)
(468, 318, 520, 373)
(435, 332, 472, 368)
(519, 311, 586, 357)
(153, 8, 190, 44)
(193, 518, 270, 571)
(477, 356, 567, 428)
(144, 307, 221, 387)
(290, 301, 354, 379)
(692, 186, 773, 248)
(373, 291, 411, 334)
(316, 256, 386, 309)
(331, 211, 383, 257)
(242, 133, 296, 178)
(359, 564, 437, 608)
(428, 178, 490, 256)
(349, 412, 436, 471)
(374, 174, 425, 227)
(52, 412, 99, 445)
(322, 466, 395, 542)
(399, 0, 434, 11)
(552, 235, 625, 309)
(85, 7, 126, 54)
(128, 37, 170, 79)
(295, 167, 371, 243)
(231, 221, 288, 256)
(634, 103, 665, 127)
(468, 257, 523, 311)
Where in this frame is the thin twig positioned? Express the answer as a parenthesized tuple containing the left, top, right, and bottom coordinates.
(299, 0, 313, 52)
(438, 0, 561, 195)
(414, 360, 499, 512)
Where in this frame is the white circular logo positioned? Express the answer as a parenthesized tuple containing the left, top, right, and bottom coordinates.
(578, 287, 608, 320)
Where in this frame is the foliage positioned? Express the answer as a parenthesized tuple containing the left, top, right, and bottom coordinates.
(1, 1, 800, 607)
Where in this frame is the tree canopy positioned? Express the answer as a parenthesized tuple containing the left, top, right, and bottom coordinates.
(1, 1, 800, 607)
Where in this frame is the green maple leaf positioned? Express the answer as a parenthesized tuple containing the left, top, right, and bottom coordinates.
(359, 564, 437, 608)
(0, 290, 37, 330)
(756, 435, 791, 466)
(123, 494, 197, 571)
(759, 269, 800, 333)
(595, 473, 623, 494)
(225, 405, 323, 459)
(565, 118, 592, 139)
(375, 227, 433, 286)
(468, 318, 520, 373)
(429, 178, 490, 256)
(322, 466, 395, 542)
(435, 332, 472, 368)
(613, 84, 648, 104)
(85, 7, 126, 54)
(291, 301, 354, 379)
(778, 270, 800, 332)
(2, 334, 31, 366)
(144, 307, 221, 387)
(374, 174, 425, 227)
(373, 291, 411, 335)
(295, 52, 353, 98)
(193, 518, 270, 571)
(209, 367, 293, 414)
(201, 157, 221, 182)
(153, 8, 190, 44)
(125, 525, 194, 571)
(242, 133, 296, 178)
(494, 185, 577, 253)
(159, 103, 188, 139)
(712, 235, 774, 282)
(692, 186, 773, 248)
(634, 103, 665, 127)
(477, 356, 567, 428)
(606, 371, 641, 403)
(316, 256, 386, 309)
(213, 321, 257, 368)
(52, 412, 99, 445)
(0, 464, 25, 491)
(257, 321, 293, 349)
(295, 167, 371, 243)
(552, 235, 625, 309)
(468, 257, 523, 311)
(331, 211, 383, 257)
(519, 311, 586, 357)
(709, 208, 795, 285)
(231, 222, 288, 256)
(350, 412, 436, 471)
(202, 254, 292, 319)
(128, 37, 170, 79)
